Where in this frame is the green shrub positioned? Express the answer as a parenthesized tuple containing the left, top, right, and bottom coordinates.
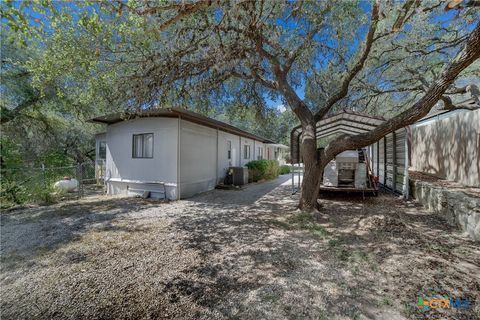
(279, 165, 291, 175)
(246, 160, 279, 182)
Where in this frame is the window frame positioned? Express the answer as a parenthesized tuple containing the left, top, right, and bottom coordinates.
(257, 147, 264, 160)
(98, 141, 107, 160)
(243, 144, 251, 160)
(227, 140, 232, 160)
(132, 133, 154, 159)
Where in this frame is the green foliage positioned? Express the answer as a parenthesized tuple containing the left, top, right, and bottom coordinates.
(1, 16, 100, 169)
(245, 160, 279, 182)
(0, 137, 23, 168)
(0, 0, 477, 211)
(216, 106, 298, 145)
(287, 213, 330, 238)
(279, 165, 291, 175)
(0, 164, 77, 209)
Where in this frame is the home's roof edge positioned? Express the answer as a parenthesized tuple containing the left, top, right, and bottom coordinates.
(88, 108, 276, 144)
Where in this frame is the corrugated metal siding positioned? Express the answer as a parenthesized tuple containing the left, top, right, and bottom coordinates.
(378, 138, 385, 184)
(385, 133, 394, 189)
(367, 129, 408, 195)
(395, 129, 406, 192)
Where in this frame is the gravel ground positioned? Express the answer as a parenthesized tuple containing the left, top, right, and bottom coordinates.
(1, 175, 479, 320)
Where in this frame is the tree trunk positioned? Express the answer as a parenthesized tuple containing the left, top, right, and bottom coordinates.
(273, 71, 323, 212)
(298, 120, 321, 211)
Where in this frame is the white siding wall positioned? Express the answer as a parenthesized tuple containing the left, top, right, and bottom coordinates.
(104, 116, 272, 200)
(179, 120, 217, 198)
(216, 131, 236, 181)
(265, 145, 274, 160)
(240, 137, 255, 167)
(105, 117, 179, 199)
(255, 141, 265, 160)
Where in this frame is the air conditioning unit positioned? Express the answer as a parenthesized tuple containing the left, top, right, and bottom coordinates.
(229, 167, 249, 185)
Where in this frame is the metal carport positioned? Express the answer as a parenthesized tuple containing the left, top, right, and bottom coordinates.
(290, 110, 410, 196)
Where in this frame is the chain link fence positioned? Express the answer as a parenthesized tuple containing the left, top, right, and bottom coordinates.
(1, 161, 105, 209)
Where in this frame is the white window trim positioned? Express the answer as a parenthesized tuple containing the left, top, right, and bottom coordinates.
(132, 133, 154, 159)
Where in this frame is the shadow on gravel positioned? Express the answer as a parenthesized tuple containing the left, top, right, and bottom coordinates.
(2, 176, 479, 319)
(167, 185, 480, 319)
(0, 197, 159, 270)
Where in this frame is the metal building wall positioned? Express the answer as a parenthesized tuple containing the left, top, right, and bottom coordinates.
(369, 129, 407, 195)
(385, 133, 395, 189)
(378, 138, 385, 185)
(395, 129, 407, 192)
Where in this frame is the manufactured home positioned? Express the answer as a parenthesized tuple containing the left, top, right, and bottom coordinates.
(91, 108, 288, 200)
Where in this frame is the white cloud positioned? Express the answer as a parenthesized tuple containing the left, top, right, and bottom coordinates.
(277, 104, 286, 113)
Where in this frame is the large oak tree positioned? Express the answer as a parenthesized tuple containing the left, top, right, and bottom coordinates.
(10, 0, 479, 211)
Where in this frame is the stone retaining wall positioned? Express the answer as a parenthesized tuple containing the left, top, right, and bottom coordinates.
(410, 179, 480, 241)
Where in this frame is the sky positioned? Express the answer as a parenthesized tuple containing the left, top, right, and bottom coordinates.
(3, 0, 473, 115)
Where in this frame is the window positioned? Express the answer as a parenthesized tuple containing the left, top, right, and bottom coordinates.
(132, 133, 153, 158)
(243, 145, 251, 159)
(227, 140, 232, 159)
(98, 141, 106, 160)
(257, 147, 263, 160)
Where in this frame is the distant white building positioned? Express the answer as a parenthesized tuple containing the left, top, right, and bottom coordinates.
(90, 108, 289, 199)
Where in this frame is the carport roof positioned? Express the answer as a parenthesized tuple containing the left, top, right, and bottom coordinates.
(290, 109, 385, 163)
(89, 108, 275, 143)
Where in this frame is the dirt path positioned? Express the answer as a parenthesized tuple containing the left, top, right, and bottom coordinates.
(1, 176, 479, 319)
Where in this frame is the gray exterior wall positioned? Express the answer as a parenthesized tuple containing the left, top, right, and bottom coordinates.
(367, 108, 480, 194)
(179, 120, 217, 198)
(105, 117, 179, 199)
(103, 116, 279, 200)
(410, 109, 479, 187)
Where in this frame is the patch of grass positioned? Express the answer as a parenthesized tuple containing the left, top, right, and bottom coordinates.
(287, 212, 314, 225)
(381, 297, 393, 307)
(426, 243, 452, 254)
(260, 293, 279, 303)
(335, 247, 351, 261)
(327, 238, 378, 270)
(308, 224, 329, 238)
(351, 250, 369, 263)
(286, 212, 330, 238)
(328, 238, 344, 248)
(402, 302, 416, 318)
(267, 219, 293, 230)
(314, 309, 329, 320)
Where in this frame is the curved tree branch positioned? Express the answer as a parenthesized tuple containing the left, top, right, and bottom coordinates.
(314, 0, 380, 122)
(321, 21, 480, 163)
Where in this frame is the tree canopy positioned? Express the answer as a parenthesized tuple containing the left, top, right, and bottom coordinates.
(1, 0, 479, 210)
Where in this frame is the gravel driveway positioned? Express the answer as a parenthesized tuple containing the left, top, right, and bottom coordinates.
(1, 176, 479, 319)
